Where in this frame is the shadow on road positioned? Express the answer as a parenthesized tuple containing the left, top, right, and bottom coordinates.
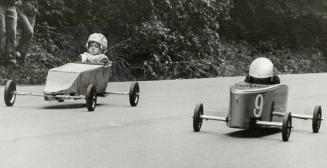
(227, 128, 281, 138)
(41, 103, 86, 109)
(41, 103, 130, 110)
(101, 103, 131, 108)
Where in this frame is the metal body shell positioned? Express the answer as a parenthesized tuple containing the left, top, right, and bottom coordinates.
(227, 82, 288, 129)
(43, 63, 111, 100)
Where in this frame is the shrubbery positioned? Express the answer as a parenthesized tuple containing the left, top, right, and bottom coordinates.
(1, 0, 326, 84)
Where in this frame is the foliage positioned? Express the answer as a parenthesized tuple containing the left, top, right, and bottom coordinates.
(221, 0, 327, 48)
(1, 0, 327, 84)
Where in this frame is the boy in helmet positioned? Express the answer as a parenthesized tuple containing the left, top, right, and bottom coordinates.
(244, 57, 280, 85)
(80, 33, 111, 65)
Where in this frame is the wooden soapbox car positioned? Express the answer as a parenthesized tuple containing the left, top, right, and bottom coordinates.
(4, 63, 140, 111)
(192, 80, 322, 141)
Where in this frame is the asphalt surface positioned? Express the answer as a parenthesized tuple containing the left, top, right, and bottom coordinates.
(1, 73, 327, 168)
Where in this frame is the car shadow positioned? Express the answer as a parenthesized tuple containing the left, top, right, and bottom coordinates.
(226, 128, 281, 138)
(40, 103, 130, 110)
(41, 103, 86, 109)
(104, 103, 131, 108)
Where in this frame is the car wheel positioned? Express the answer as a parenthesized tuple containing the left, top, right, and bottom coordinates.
(193, 103, 203, 132)
(86, 84, 97, 111)
(4, 80, 16, 106)
(272, 75, 280, 84)
(129, 82, 140, 107)
(282, 112, 292, 142)
(312, 105, 322, 133)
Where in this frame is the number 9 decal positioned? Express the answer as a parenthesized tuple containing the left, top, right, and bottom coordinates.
(253, 94, 263, 117)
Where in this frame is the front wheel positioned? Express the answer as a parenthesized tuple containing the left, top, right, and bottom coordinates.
(282, 112, 292, 142)
(193, 103, 204, 132)
(86, 84, 97, 111)
(4, 80, 16, 106)
(312, 105, 322, 133)
(129, 82, 140, 107)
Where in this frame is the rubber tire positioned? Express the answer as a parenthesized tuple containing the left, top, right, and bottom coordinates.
(86, 84, 97, 111)
(4, 80, 16, 106)
(272, 75, 280, 84)
(282, 112, 292, 142)
(244, 75, 250, 83)
(129, 82, 140, 107)
(312, 105, 322, 133)
(193, 103, 203, 132)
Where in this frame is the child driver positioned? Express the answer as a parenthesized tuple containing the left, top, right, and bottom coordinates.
(80, 33, 111, 65)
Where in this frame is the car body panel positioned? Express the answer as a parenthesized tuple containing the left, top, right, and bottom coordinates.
(228, 82, 288, 129)
(43, 63, 111, 98)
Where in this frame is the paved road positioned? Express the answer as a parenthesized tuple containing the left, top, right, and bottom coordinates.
(0, 73, 327, 168)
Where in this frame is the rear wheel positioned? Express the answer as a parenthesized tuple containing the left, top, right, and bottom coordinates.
(4, 80, 16, 106)
(86, 84, 97, 111)
(129, 82, 140, 107)
(282, 112, 292, 142)
(272, 75, 280, 84)
(312, 105, 322, 133)
(193, 103, 203, 132)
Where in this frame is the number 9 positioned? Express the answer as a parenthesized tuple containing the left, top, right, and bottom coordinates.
(254, 94, 263, 117)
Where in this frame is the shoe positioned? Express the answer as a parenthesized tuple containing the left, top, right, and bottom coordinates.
(15, 51, 21, 58)
(17, 52, 25, 64)
(8, 59, 18, 67)
(7, 52, 18, 67)
(16, 51, 27, 64)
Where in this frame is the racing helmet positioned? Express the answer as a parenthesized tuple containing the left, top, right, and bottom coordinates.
(249, 57, 274, 78)
(86, 33, 108, 53)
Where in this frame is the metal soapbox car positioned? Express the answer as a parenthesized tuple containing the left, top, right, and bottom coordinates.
(192, 81, 322, 141)
(4, 63, 140, 111)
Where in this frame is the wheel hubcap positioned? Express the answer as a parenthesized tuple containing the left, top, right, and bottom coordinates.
(91, 94, 96, 108)
(198, 120, 202, 129)
(287, 119, 291, 137)
(10, 94, 16, 103)
(317, 113, 321, 129)
(134, 92, 139, 103)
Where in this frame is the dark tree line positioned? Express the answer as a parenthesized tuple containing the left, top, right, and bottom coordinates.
(6, 0, 326, 83)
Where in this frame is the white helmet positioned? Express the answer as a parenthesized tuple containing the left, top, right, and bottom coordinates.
(249, 57, 274, 78)
(86, 33, 108, 53)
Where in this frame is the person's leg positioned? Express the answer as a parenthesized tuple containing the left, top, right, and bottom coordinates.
(28, 8, 36, 28)
(16, 12, 32, 59)
(0, 5, 6, 62)
(5, 5, 17, 64)
(16, 6, 35, 62)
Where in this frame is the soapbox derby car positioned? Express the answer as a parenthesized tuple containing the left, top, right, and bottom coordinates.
(192, 81, 322, 142)
(4, 63, 140, 111)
